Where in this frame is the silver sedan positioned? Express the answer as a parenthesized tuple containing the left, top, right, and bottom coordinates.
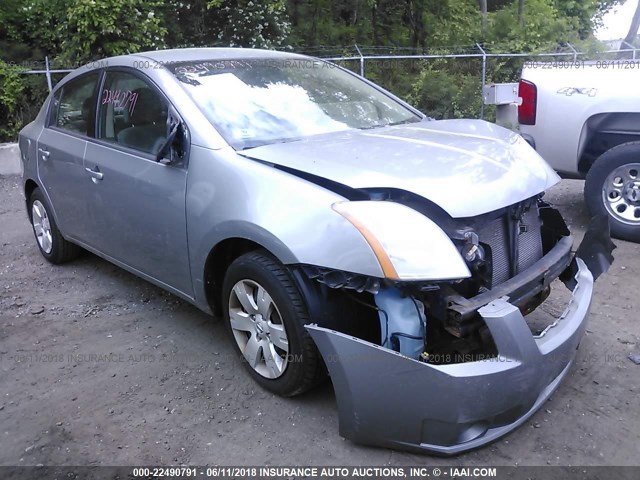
(18, 48, 613, 455)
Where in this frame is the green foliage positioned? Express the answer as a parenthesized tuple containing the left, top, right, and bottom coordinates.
(486, 0, 578, 51)
(206, 0, 290, 48)
(160, 0, 214, 48)
(407, 62, 483, 120)
(60, 0, 167, 64)
(405, 0, 621, 119)
(16, 0, 70, 58)
(0, 0, 628, 140)
(425, 1, 482, 46)
(0, 61, 26, 140)
(555, 0, 623, 38)
(0, 61, 51, 141)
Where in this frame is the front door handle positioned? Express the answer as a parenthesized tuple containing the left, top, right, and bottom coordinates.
(38, 148, 50, 161)
(85, 166, 104, 182)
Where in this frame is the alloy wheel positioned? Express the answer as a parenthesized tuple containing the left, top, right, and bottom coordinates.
(228, 279, 290, 379)
(32, 200, 53, 254)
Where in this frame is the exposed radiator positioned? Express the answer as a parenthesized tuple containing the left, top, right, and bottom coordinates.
(479, 204, 543, 288)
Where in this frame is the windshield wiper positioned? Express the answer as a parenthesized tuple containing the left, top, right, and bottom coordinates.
(239, 136, 305, 151)
(359, 118, 420, 130)
(387, 118, 421, 127)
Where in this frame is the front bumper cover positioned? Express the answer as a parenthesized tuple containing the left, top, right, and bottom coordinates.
(306, 257, 594, 455)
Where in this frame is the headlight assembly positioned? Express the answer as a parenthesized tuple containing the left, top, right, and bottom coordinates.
(332, 201, 471, 281)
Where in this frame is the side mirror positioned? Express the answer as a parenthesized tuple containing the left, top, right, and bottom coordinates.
(156, 106, 186, 163)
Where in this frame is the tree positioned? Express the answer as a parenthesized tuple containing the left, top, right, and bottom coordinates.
(406, 0, 427, 49)
(1, 0, 70, 62)
(479, 0, 488, 34)
(61, 0, 167, 64)
(161, 0, 215, 48)
(554, 0, 622, 40)
(0, 0, 630, 141)
(206, 0, 290, 48)
(518, 0, 525, 26)
(622, 0, 640, 52)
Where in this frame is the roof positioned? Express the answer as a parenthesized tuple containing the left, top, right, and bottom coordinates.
(131, 47, 309, 63)
(54, 47, 315, 92)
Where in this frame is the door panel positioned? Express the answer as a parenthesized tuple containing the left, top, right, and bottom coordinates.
(83, 70, 192, 295)
(83, 144, 192, 294)
(37, 73, 99, 241)
(37, 129, 88, 239)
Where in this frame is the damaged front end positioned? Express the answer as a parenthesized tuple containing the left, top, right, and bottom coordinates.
(297, 199, 615, 455)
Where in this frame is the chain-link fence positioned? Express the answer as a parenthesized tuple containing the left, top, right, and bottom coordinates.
(8, 41, 640, 136)
(300, 42, 639, 120)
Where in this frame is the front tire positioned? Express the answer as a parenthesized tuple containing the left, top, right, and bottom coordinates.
(585, 142, 640, 242)
(29, 187, 81, 263)
(221, 250, 324, 397)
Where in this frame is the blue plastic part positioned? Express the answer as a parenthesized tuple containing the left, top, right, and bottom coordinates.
(375, 287, 426, 359)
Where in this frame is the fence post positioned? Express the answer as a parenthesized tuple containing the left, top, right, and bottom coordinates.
(476, 43, 487, 120)
(565, 42, 578, 62)
(355, 44, 365, 77)
(44, 56, 53, 92)
(621, 40, 636, 60)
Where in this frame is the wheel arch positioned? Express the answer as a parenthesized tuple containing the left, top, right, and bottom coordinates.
(202, 236, 294, 317)
(578, 112, 640, 175)
(23, 178, 43, 222)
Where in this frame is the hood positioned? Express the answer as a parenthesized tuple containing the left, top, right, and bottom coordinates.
(239, 119, 560, 218)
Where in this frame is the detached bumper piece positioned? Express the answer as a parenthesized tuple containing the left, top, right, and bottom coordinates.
(306, 258, 594, 455)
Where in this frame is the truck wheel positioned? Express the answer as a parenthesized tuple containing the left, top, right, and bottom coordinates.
(585, 142, 640, 242)
(221, 250, 324, 397)
(29, 188, 81, 263)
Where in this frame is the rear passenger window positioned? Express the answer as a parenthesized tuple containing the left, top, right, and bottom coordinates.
(98, 71, 169, 155)
(54, 73, 99, 136)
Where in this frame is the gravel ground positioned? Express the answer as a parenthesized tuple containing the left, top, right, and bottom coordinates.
(0, 174, 639, 467)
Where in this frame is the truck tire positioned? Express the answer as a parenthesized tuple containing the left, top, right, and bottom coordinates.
(222, 250, 325, 397)
(585, 142, 640, 242)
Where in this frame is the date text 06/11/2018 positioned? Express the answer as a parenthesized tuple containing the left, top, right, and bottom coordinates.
(524, 60, 640, 69)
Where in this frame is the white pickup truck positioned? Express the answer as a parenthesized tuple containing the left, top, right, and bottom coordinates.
(519, 61, 640, 241)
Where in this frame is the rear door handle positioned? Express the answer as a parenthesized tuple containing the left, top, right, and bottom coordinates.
(38, 148, 50, 161)
(85, 167, 104, 182)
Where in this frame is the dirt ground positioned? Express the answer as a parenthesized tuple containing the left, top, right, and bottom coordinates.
(0, 173, 639, 467)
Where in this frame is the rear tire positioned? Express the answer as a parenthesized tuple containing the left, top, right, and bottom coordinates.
(584, 142, 640, 242)
(221, 250, 324, 397)
(29, 187, 81, 264)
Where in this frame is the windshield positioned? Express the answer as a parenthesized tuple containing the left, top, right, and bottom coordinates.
(168, 58, 421, 149)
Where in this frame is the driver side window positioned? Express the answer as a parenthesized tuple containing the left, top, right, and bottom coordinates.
(98, 71, 168, 155)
